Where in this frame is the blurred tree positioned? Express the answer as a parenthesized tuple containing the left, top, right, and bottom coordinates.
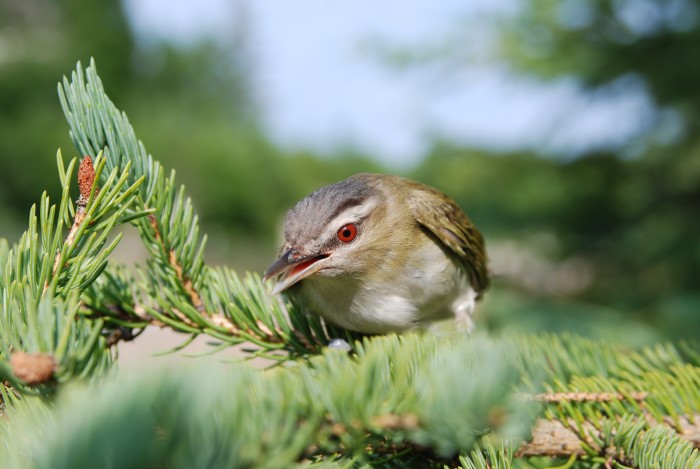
(498, 0, 700, 334)
(0, 0, 259, 237)
(0, 0, 135, 219)
(411, 0, 700, 340)
(0, 0, 382, 267)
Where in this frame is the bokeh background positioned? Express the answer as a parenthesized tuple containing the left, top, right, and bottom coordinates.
(1, 0, 699, 347)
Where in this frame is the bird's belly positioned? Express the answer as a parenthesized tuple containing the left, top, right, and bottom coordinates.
(296, 250, 474, 334)
(296, 278, 413, 333)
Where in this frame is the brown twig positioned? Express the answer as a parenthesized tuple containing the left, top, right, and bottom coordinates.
(44, 156, 97, 294)
(73, 157, 320, 352)
(519, 391, 649, 403)
(104, 327, 145, 348)
(515, 418, 592, 458)
(86, 299, 320, 353)
(112, 209, 322, 350)
(148, 214, 204, 310)
(144, 204, 293, 346)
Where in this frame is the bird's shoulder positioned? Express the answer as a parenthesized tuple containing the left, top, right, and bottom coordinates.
(345, 173, 489, 293)
(404, 180, 490, 294)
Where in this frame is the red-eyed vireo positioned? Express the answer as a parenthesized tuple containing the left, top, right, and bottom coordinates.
(263, 174, 489, 334)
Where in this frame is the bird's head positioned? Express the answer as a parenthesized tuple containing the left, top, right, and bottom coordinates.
(263, 175, 389, 294)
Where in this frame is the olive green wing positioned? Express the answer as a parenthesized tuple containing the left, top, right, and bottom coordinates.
(408, 186, 490, 294)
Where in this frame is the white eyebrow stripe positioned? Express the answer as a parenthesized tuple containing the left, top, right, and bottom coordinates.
(318, 197, 379, 242)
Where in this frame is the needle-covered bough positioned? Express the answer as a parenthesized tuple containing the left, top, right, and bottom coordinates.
(0, 60, 698, 468)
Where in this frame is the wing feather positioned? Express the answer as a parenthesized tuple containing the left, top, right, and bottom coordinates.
(408, 186, 490, 294)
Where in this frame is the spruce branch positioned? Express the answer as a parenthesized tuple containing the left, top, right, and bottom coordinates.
(503, 336, 700, 464)
(1, 150, 147, 392)
(2, 59, 699, 467)
(3, 334, 697, 467)
(0, 335, 535, 468)
(59, 59, 357, 358)
(458, 435, 516, 469)
(516, 415, 700, 458)
(45, 155, 97, 294)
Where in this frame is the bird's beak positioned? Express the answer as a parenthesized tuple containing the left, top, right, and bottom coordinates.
(263, 248, 331, 295)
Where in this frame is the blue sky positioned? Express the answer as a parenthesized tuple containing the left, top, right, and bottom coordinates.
(123, 0, 656, 168)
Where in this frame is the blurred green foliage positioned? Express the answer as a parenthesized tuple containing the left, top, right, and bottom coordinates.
(485, 0, 700, 341)
(0, 0, 382, 254)
(1, 0, 698, 343)
(414, 146, 700, 343)
(0, 0, 133, 220)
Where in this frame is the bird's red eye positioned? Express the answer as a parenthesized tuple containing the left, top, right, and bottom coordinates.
(337, 223, 358, 243)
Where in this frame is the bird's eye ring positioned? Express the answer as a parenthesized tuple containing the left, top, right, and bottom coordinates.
(337, 223, 358, 243)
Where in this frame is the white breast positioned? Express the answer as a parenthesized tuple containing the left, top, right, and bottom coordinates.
(296, 236, 477, 334)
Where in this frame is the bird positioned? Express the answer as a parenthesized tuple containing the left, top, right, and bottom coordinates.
(263, 173, 489, 334)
